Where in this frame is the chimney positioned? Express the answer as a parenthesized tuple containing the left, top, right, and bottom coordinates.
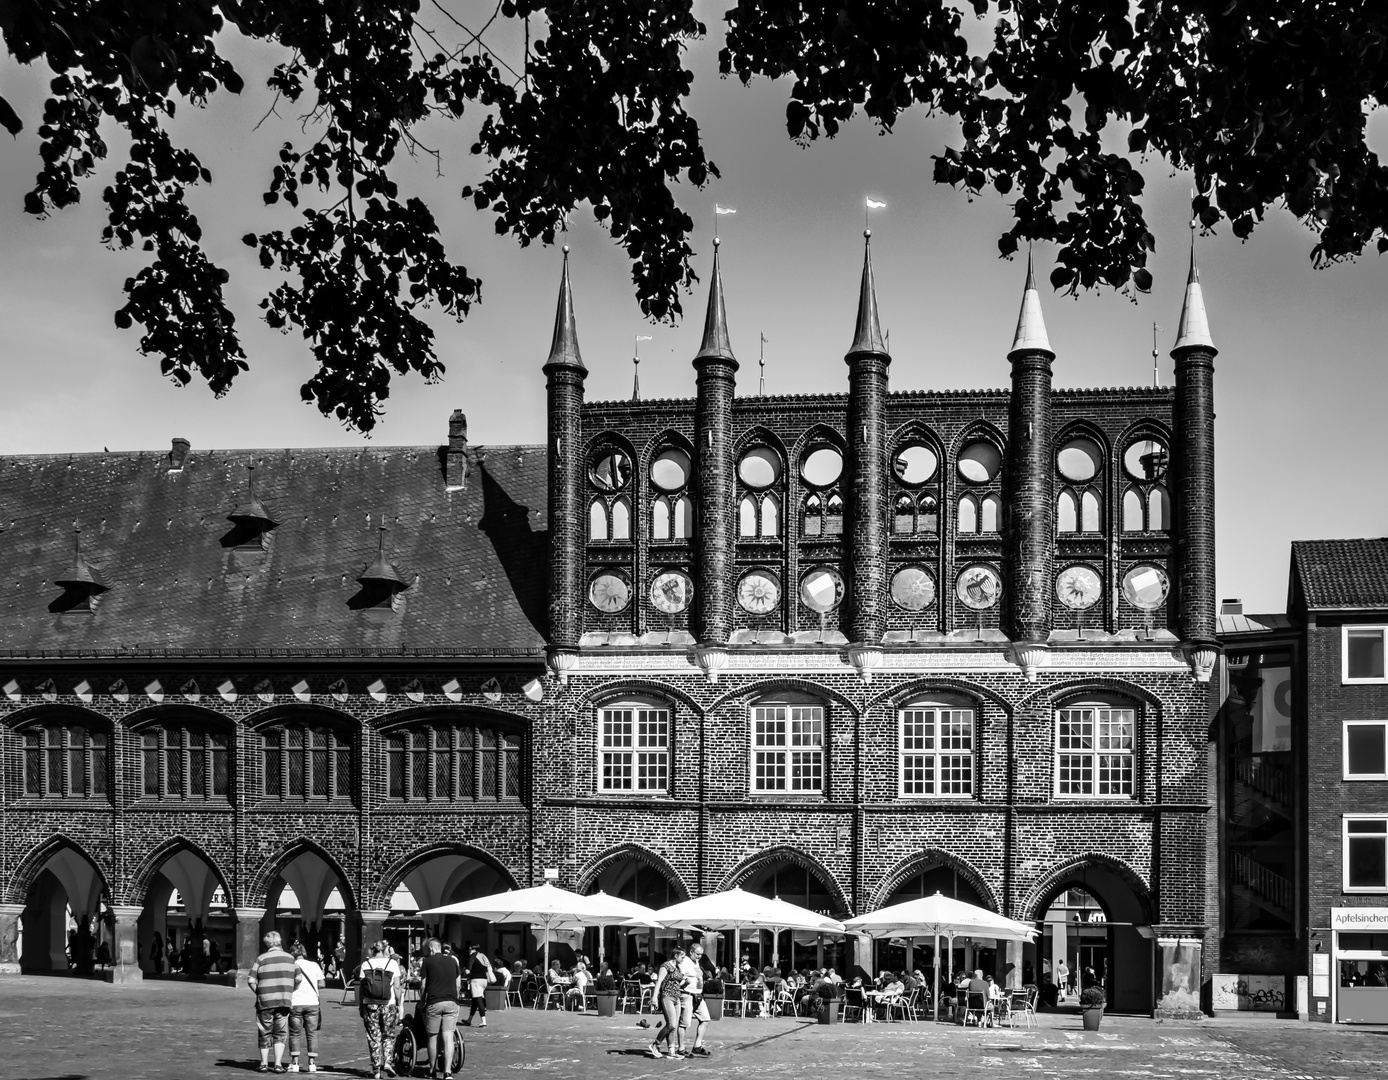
(1220, 598, 1243, 616)
(169, 438, 191, 472)
(445, 410, 469, 491)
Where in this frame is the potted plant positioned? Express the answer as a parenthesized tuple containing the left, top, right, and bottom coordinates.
(702, 975, 725, 1020)
(816, 980, 842, 1025)
(593, 970, 619, 1016)
(1079, 984, 1106, 1030)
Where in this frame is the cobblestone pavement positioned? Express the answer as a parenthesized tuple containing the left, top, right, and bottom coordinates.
(3, 977, 1387, 1080)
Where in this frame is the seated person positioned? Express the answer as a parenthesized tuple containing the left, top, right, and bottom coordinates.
(985, 974, 1004, 1001)
(566, 961, 591, 1009)
(635, 963, 655, 986)
(546, 959, 570, 989)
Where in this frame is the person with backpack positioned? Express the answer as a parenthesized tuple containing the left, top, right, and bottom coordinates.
(358, 940, 402, 1079)
(462, 942, 495, 1027)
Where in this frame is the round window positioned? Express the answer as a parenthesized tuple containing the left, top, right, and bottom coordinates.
(738, 570, 782, 615)
(650, 448, 692, 492)
(1057, 437, 1102, 483)
(649, 569, 694, 614)
(738, 446, 783, 489)
(890, 566, 937, 612)
(1123, 438, 1168, 482)
(957, 440, 1001, 484)
(1122, 564, 1170, 611)
(1056, 565, 1102, 610)
(801, 446, 844, 488)
(589, 449, 631, 492)
(956, 565, 1002, 610)
(588, 570, 632, 613)
(893, 444, 938, 485)
(799, 566, 845, 613)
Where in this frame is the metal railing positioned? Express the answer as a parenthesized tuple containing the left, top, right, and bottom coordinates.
(1231, 850, 1292, 914)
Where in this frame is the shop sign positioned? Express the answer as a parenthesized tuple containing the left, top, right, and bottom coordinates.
(1332, 908, 1388, 931)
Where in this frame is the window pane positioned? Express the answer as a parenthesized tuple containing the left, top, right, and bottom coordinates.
(212, 744, 229, 797)
(288, 740, 304, 797)
(902, 754, 931, 795)
(191, 742, 207, 796)
(480, 730, 498, 798)
(26, 740, 41, 795)
(434, 738, 451, 799)
(1348, 724, 1388, 776)
(739, 495, 757, 537)
(144, 734, 161, 796)
(265, 736, 281, 797)
(1349, 833, 1388, 889)
(458, 731, 476, 798)
(1348, 629, 1386, 680)
(940, 755, 972, 795)
(334, 746, 351, 797)
(388, 739, 404, 798)
(47, 746, 63, 795)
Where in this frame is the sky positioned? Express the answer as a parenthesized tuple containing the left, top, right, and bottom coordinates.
(2, 12, 1386, 616)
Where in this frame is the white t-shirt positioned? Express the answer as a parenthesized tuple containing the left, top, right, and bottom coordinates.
(675, 956, 703, 995)
(292, 959, 326, 1007)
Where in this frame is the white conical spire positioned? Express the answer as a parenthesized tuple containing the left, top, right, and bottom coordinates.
(1009, 250, 1052, 356)
(1172, 236, 1215, 352)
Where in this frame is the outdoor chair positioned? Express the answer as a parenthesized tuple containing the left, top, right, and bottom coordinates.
(963, 991, 991, 1027)
(723, 985, 745, 1017)
(339, 977, 358, 1004)
(841, 987, 866, 1023)
(745, 985, 767, 1017)
(619, 980, 643, 1014)
(889, 988, 919, 1022)
(1006, 988, 1035, 1028)
(505, 980, 524, 1009)
(537, 982, 565, 1010)
(772, 983, 796, 1017)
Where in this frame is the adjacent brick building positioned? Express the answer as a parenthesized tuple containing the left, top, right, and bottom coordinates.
(0, 237, 1219, 1015)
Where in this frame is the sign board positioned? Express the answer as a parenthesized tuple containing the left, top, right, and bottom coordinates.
(1331, 907, 1388, 930)
(543, 867, 560, 881)
(1313, 954, 1330, 976)
(1212, 973, 1286, 1012)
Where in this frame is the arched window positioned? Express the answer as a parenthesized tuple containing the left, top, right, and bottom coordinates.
(1057, 490, 1078, 534)
(262, 724, 352, 801)
(899, 699, 975, 798)
(589, 499, 609, 541)
(739, 494, 758, 537)
(761, 493, 781, 538)
(980, 494, 1001, 534)
(1080, 491, 1101, 533)
(1122, 488, 1144, 532)
(1147, 486, 1169, 532)
(610, 497, 631, 540)
(142, 723, 230, 800)
(23, 722, 108, 798)
(673, 496, 693, 539)
(751, 697, 825, 794)
(1055, 699, 1136, 799)
(598, 699, 670, 793)
(918, 495, 939, 534)
(958, 495, 978, 534)
(652, 496, 671, 541)
(894, 495, 914, 534)
(803, 494, 823, 536)
(825, 493, 844, 535)
(385, 721, 523, 802)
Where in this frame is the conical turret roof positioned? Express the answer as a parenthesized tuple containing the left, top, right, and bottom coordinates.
(55, 530, 109, 592)
(694, 239, 736, 365)
(1172, 239, 1215, 352)
(1009, 251, 1053, 356)
(545, 246, 585, 372)
(847, 231, 889, 358)
(357, 529, 408, 591)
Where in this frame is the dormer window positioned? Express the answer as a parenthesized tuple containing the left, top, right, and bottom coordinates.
(224, 466, 278, 550)
(352, 528, 409, 609)
(51, 529, 110, 614)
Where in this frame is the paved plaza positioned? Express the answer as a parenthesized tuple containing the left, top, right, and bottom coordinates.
(1, 977, 1386, 1080)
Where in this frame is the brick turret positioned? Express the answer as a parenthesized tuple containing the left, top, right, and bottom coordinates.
(693, 239, 738, 647)
(1171, 239, 1218, 679)
(543, 247, 587, 653)
(845, 231, 891, 649)
(1004, 253, 1056, 646)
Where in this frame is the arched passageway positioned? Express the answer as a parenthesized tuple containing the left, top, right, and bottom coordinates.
(20, 845, 111, 975)
(381, 851, 515, 968)
(873, 863, 992, 977)
(263, 850, 352, 968)
(738, 860, 846, 976)
(584, 858, 683, 974)
(137, 849, 237, 980)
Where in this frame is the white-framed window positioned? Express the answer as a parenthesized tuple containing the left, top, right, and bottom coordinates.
(1055, 702, 1136, 798)
(751, 702, 824, 793)
(899, 703, 974, 798)
(1345, 816, 1388, 892)
(1345, 721, 1388, 780)
(1344, 627, 1388, 684)
(598, 702, 670, 793)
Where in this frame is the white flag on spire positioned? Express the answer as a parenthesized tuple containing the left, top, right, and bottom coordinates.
(866, 197, 887, 209)
(715, 204, 737, 215)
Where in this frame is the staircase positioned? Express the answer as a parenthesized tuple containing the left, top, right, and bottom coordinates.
(1231, 851, 1293, 924)
(1233, 755, 1292, 809)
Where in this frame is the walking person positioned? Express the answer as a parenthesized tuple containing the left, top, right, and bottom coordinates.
(420, 938, 461, 1079)
(288, 942, 325, 1073)
(647, 946, 687, 1058)
(358, 940, 402, 1080)
(248, 931, 303, 1074)
(462, 942, 494, 1027)
(677, 944, 712, 1058)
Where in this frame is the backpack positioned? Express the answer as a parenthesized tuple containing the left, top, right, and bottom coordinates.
(361, 960, 393, 1003)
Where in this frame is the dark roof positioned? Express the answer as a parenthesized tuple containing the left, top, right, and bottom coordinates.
(0, 444, 549, 657)
(1217, 612, 1294, 636)
(1290, 538, 1388, 611)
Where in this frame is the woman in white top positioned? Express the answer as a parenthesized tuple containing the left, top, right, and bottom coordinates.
(289, 941, 326, 1073)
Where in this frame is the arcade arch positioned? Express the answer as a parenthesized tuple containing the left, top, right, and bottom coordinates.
(734, 854, 847, 975)
(581, 848, 686, 972)
(17, 841, 111, 974)
(873, 857, 994, 976)
(379, 848, 517, 966)
(134, 844, 236, 978)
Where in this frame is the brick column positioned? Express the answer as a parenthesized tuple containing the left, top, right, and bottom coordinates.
(109, 905, 143, 985)
(234, 907, 267, 988)
(544, 249, 587, 653)
(0, 903, 21, 975)
(1003, 349, 1054, 641)
(1172, 345, 1217, 647)
(355, 909, 390, 966)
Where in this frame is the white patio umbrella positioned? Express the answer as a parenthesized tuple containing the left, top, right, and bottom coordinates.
(647, 887, 846, 969)
(843, 891, 1037, 1021)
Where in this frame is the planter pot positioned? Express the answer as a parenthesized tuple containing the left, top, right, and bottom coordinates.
(817, 1000, 841, 1025)
(484, 986, 508, 1011)
(1081, 1006, 1104, 1031)
(705, 995, 724, 1021)
(594, 992, 618, 1017)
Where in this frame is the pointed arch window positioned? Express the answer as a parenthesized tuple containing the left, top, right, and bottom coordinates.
(610, 497, 631, 540)
(1121, 483, 1170, 533)
(958, 495, 978, 534)
(739, 495, 758, 537)
(22, 722, 108, 798)
(761, 493, 780, 537)
(652, 496, 671, 540)
(589, 500, 609, 540)
(1147, 486, 1169, 532)
(980, 494, 1001, 534)
(1080, 491, 1101, 533)
(803, 494, 823, 536)
(894, 495, 915, 534)
(1058, 490, 1079, 534)
(1122, 488, 1144, 532)
(825, 493, 844, 535)
(672, 496, 693, 539)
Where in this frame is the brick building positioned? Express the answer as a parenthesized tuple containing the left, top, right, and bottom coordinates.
(1214, 539, 1388, 1022)
(0, 236, 1219, 1015)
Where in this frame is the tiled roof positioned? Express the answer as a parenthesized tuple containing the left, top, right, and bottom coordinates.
(0, 444, 549, 657)
(1291, 538, 1388, 611)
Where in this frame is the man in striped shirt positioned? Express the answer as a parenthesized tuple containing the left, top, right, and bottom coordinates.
(248, 931, 303, 1073)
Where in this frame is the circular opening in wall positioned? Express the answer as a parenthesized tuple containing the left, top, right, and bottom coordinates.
(890, 566, 937, 611)
(1123, 438, 1168, 482)
(893, 444, 939, 485)
(801, 446, 843, 488)
(956, 564, 1002, 610)
(649, 568, 694, 614)
(588, 570, 632, 613)
(957, 441, 1001, 484)
(799, 566, 845, 613)
(738, 446, 783, 489)
(589, 449, 631, 492)
(1057, 437, 1102, 483)
(650, 448, 692, 492)
(1122, 564, 1169, 610)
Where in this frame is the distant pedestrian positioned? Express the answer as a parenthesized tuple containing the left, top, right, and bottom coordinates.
(248, 931, 302, 1073)
(678, 944, 711, 1058)
(357, 940, 402, 1079)
(151, 932, 164, 975)
(288, 941, 325, 1073)
(648, 945, 687, 1058)
(463, 942, 495, 1027)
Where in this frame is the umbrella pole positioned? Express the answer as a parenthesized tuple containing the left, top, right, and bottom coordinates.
(933, 932, 940, 1023)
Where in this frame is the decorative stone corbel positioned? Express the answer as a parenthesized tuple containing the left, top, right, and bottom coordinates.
(1008, 642, 1050, 683)
(1184, 644, 1219, 684)
(546, 648, 579, 686)
(693, 643, 729, 684)
(846, 644, 884, 684)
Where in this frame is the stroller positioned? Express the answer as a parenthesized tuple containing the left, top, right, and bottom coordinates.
(393, 997, 465, 1075)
